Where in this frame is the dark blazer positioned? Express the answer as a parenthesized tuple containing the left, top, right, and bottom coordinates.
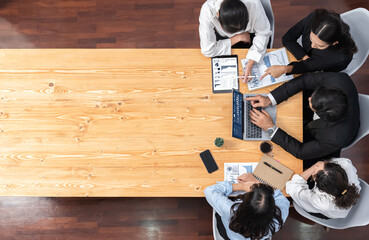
(270, 72, 360, 162)
(282, 13, 353, 74)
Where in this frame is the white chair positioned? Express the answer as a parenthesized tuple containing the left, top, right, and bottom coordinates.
(293, 178, 369, 229)
(212, 209, 225, 240)
(342, 94, 369, 150)
(341, 8, 369, 76)
(260, 0, 275, 48)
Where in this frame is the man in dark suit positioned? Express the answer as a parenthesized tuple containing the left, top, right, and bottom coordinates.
(246, 72, 360, 169)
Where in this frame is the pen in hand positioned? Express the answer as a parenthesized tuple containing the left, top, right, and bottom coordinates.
(237, 76, 256, 79)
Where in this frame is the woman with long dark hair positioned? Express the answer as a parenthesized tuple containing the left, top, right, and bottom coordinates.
(205, 173, 289, 239)
(260, 9, 357, 80)
(286, 158, 361, 219)
(199, 0, 271, 80)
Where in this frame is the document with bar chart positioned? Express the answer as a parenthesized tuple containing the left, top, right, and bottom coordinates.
(241, 48, 293, 91)
(224, 162, 258, 183)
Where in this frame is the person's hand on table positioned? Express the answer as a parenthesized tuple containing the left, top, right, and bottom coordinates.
(237, 173, 260, 183)
(249, 108, 274, 131)
(260, 65, 288, 80)
(240, 181, 259, 192)
(245, 95, 271, 108)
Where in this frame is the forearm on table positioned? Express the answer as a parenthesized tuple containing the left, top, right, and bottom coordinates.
(272, 128, 339, 160)
(284, 65, 293, 74)
(299, 165, 316, 180)
(232, 183, 245, 192)
(270, 128, 304, 159)
(269, 74, 311, 104)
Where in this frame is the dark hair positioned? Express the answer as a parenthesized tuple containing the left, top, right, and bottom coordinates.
(219, 0, 248, 34)
(311, 86, 348, 122)
(314, 161, 360, 209)
(311, 9, 357, 54)
(229, 183, 283, 240)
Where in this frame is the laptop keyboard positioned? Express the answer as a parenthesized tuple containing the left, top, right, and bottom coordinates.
(233, 92, 243, 126)
(232, 90, 244, 139)
(245, 100, 262, 139)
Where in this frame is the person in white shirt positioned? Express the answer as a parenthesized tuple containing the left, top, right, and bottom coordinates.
(286, 158, 361, 219)
(199, 0, 271, 80)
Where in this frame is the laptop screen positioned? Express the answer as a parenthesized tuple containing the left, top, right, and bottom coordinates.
(232, 90, 243, 140)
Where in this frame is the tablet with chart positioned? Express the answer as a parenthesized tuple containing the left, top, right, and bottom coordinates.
(211, 55, 239, 93)
(241, 48, 294, 91)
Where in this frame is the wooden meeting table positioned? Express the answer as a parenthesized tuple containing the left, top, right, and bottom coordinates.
(0, 49, 302, 197)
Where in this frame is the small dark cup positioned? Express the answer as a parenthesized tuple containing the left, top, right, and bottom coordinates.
(260, 141, 273, 154)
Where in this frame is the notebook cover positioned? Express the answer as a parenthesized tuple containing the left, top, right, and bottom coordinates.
(252, 154, 294, 190)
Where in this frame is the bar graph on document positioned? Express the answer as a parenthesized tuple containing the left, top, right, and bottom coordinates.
(224, 162, 258, 183)
(242, 48, 294, 91)
(224, 162, 258, 195)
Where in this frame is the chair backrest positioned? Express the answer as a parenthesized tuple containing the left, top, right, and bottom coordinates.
(293, 178, 369, 229)
(260, 0, 275, 48)
(212, 209, 226, 240)
(340, 8, 369, 76)
(342, 94, 369, 150)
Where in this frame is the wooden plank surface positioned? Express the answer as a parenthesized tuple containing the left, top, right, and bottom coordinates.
(0, 49, 302, 197)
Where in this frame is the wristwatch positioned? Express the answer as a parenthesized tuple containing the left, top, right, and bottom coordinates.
(267, 125, 277, 137)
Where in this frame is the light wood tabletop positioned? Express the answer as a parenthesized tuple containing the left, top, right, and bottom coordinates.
(0, 49, 302, 197)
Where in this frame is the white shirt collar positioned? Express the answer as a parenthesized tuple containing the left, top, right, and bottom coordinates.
(313, 112, 320, 120)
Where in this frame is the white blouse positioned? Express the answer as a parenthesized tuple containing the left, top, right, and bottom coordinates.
(199, 0, 271, 62)
(286, 158, 361, 219)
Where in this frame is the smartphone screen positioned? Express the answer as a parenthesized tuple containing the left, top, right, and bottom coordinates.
(199, 149, 218, 173)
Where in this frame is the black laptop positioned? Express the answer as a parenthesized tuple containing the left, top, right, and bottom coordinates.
(232, 90, 277, 141)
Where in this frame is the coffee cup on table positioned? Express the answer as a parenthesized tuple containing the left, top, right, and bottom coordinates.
(260, 141, 274, 157)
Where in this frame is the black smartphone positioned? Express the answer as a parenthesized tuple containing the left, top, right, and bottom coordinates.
(199, 149, 218, 173)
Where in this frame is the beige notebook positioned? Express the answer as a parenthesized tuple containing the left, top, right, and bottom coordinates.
(252, 155, 294, 190)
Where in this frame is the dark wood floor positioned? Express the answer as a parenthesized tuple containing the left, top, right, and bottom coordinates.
(0, 0, 369, 239)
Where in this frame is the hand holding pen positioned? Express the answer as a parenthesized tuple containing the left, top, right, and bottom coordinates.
(242, 59, 256, 83)
(237, 75, 256, 80)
